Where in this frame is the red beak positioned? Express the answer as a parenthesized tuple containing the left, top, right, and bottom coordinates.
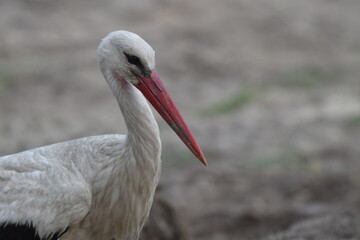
(134, 72, 207, 166)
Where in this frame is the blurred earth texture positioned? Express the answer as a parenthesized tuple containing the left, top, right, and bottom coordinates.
(1, 0, 360, 239)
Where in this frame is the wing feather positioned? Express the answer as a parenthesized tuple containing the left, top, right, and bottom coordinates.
(0, 144, 92, 238)
(0, 134, 125, 239)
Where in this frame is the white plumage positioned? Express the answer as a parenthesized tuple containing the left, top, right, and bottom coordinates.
(0, 31, 206, 240)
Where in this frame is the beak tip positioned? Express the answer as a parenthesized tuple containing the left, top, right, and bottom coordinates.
(202, 160, 208, 167)
(198, 152, 208, 167)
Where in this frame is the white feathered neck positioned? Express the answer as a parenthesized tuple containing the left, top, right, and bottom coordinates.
(62, 31, 162, 240)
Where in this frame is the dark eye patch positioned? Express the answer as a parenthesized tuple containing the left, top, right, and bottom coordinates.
(123, 52, 150, 77)
(124, 52, 143, 68)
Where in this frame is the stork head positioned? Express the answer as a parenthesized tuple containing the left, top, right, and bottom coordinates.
(98, 31, 155, 85)
(98, 30, 207, 166)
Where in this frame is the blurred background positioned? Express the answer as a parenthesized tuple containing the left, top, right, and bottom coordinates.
(1, 0, 360, 239)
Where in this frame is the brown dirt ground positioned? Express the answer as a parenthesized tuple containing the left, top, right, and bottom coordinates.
(1, 0, 360, 239)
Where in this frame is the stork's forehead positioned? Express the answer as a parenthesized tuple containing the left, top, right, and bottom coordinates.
(108, 31, 155, 69)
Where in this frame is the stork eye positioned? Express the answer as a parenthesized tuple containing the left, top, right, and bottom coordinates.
(123, 52, 143, 68)
(123, 52, 149, 77)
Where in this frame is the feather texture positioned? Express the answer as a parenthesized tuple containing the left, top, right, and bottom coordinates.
(0, 31, 162, 240)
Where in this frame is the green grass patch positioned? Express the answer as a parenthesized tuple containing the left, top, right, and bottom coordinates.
(0, 68, 18, 94)
(281, 69, 325, 88)
(344, 115, 360, 129)
(203, 90, 253, 117)
(252, 154, 326, 173)
(278, 66, 342, 89)
(162, 149, 194, 168)
(350, 41, 360, 53)
(253, 155, 308, 168)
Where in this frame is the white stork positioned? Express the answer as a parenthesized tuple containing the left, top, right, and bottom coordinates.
(0, 30, 207, 240)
